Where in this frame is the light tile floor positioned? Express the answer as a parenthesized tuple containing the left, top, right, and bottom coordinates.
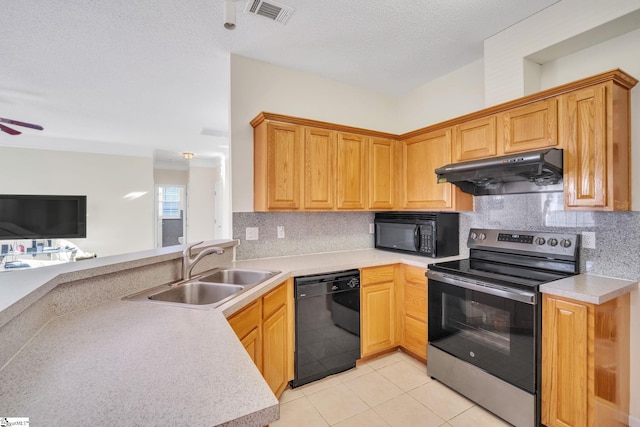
(273, 350, 513, 426)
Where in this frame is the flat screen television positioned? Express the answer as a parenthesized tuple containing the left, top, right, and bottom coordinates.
(0, 194, 87, 240)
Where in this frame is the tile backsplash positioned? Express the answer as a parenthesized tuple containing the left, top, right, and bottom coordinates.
(469, 192, 640, 280)
(233, 192, 640, 280)
(233, 212, 375, 260)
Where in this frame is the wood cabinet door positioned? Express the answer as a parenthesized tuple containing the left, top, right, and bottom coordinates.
(402, 266, 427, 361)
(454, 116, 497, 161)
(361, 281, 395, 356)
(499, 98, 558, 153)
(263, 304, 288, 396)
(336, 132, 368, 210)
(562, 85, 608, 209)
(542, 295, 591, 427)
(239, 328, 262, 371)
(400, 128, 454, 209)
(304, 127, 336, 210)
(368, 137, 397, 210)
(403, 316, 427, 361)
(228, 300, 263, 372)
(264, 122, 303, 210)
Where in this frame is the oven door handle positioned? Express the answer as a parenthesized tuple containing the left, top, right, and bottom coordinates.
(427, 270, 536, 304)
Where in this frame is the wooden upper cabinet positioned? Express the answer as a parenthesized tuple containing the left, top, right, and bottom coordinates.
(368, 138, 397, 210)
(498, 98, 558, 154)
(253, 120, 303, 211)
(252, 70, 637, 212)
(562, 81, 631, 211)
(401, 128, 472, 210)
(304, 127, 336, 210)
(454, 116, 497, 161)
(336, 132, 368, 210)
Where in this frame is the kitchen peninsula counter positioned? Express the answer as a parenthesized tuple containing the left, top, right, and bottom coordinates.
(0, 300, 280, 426)
(0, 246, 454, 426)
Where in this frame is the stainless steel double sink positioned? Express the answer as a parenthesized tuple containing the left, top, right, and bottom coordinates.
(124, 268, 281, 309)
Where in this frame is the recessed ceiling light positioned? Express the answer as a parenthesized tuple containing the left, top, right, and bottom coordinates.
(181, 152, 195, 160)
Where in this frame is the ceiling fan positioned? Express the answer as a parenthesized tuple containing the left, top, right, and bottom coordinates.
(0, 117, 43, 135)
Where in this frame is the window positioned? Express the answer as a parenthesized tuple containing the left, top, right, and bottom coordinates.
(158, 186, 183, 219)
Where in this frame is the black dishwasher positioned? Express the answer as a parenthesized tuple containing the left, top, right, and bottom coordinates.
(291, 269, 361, 388)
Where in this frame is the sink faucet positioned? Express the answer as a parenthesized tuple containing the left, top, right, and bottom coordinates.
(182, 241, 225, 280)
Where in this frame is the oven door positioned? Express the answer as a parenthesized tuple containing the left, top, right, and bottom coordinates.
(427, 271, 537, 393)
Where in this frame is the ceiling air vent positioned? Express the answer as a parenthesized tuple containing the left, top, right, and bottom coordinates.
(245, 0, 295, 24)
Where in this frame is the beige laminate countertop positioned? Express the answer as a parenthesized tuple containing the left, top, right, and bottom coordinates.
(0, 247, 454, 426)
(540, 273, 638, 304)
(0, 300, 280, 426)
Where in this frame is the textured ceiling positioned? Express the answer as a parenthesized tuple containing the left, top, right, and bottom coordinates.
(0, 0, 559, 161)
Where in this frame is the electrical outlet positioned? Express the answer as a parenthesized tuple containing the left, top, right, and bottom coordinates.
(277, 225, 285, 239)
(246, 227, 259, 241)
(369, 223, 375, 234)
(582, 231, 596, 249)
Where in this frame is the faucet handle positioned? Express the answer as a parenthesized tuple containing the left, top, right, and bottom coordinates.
(183, 241, 204, 257)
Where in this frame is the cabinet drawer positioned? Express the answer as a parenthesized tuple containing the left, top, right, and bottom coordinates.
(228, 299, 262, 339)
(263, 283, 288, 319)
(404, 265, 427, 284)
(361, 265, 395, 285)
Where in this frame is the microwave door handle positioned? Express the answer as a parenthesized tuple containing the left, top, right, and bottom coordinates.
(414, 226, 421, 251)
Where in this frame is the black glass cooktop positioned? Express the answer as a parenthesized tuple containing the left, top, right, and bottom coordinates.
(428, 258, 573, 289)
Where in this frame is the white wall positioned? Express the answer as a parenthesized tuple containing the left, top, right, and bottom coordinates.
(187, 165, 219, 243)
(229, 54, 399, 212)
(396, 59, 485, 134)
(0, 147, 154, 257)
(484, 0, 640, 105)
(153, 169, 188, 186)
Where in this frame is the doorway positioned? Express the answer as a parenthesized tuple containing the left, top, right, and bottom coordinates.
(155, 185, 186, 247)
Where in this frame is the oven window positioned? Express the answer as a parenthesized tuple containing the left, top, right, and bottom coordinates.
(442, 293, 511, 355)
(429, 279, 536, 393)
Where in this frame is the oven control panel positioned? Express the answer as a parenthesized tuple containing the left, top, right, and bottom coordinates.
(468, 228, 580, 257)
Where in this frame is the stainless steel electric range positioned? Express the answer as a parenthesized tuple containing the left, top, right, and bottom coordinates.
(427, 228, 580, 427)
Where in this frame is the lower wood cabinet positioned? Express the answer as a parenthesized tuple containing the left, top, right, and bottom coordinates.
(227, 298, 263, 371)
(227, 279, 293, 397)
(541, 293, 630, 427)
(360, 264, 430, 362)
(400, 265, 428, 362)
(360, 265, 397, 357)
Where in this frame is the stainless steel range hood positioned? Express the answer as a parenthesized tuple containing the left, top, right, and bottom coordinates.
(435, 148, 563, 196)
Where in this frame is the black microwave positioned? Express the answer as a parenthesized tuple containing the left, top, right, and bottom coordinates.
(374, 212, 459, 258)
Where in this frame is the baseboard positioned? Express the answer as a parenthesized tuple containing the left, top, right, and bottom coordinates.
(630, 414, 640, 427)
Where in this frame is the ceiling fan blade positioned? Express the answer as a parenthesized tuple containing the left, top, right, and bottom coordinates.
(0, 117, 43, 130)
(0, 123, 21, 135)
